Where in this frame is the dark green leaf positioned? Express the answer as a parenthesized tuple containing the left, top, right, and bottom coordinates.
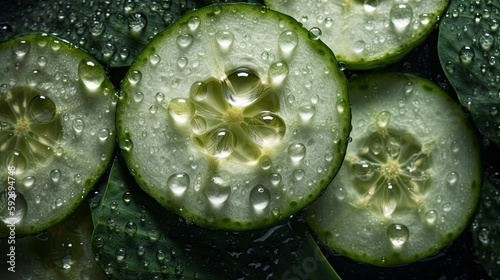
(90, 155, 340, 279)
(438, 0, 500, 145)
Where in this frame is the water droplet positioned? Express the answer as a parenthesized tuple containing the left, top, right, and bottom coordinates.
(0, 191, 27, 224)
(352, 162, 375, 181)
(176, 34, 194, 48)
(269, 173, 281, 186)
(278, 30, 298, 56)
(248, 112, 286, 146)
(128, 12, 147, 32)
(37, 56, 47, 68)
(90, 20, 105, 36)
(50, 169, 61, 183)
(115, 248, 126, 262)
(387, 223, 409, 246)
(150, 53, 161, 65)
(168, 98, 194, 124)
(308, 27, 322, 40)
(268, 60, 289, 85)
(442, 203, 452, 212)
(334, 187, 346, 200)
(28, 95, 56, 124)
(336, 98, 347, 114)
(204, 176, 231, 205)
(122, 191, 132, 203)
(223, 68, 263, 106)
(382, 183, 398, 217)
(177, 57, 188, 68)
(78, 59, 105, 90)
(167, 173, 190, 196)
(188, 16, 201, 31)
(13, 39, 31, 57)
(390, 4, 413, 32)
(459, 46, 475, 64)
(444, 61, 455, 75)
(120, 138, 133, 152)
(354, 40, 366, 53)
(288, 143, 306, 162)
(190, 116, 207, 135)
(479, 33, 494, 51)
(125, 221, 137, 237)
(364, 0, 379, 12)
(259, 155, 272, 170)
(22, 176, 35, 188)
(215, 30, 234, 51)
(73, 118, 85, 134)
(298, 105, 316, 122)
(250, 185, 271, 210)
(136, 245, 145, 257)
(425, 210, 438, 225)
(98, 128, 111, 142)
(376, 111, 391, 128)
(293, 169, 305, 181)
(5, 150, 28, 174)
(205, 129, 236, 158)
(127, 70, 142, 85)
(446, 171, 459, 186)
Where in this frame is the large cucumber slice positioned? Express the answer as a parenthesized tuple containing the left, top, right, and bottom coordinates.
(0, 34, 116, 236)
(265, 0, 449, 69)
(305, 72, 481, 266)
(117, 3, 351, 230)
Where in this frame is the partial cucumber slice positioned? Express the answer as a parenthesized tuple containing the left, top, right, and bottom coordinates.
(265, 0, 449, 69)
(117, 3, 350, 230)
(305, 72, 481, 266)
(0, 34, 116, 236)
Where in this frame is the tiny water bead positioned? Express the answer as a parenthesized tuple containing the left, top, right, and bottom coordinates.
(250, 185, 271, 210)
(167, 172, 190, 196)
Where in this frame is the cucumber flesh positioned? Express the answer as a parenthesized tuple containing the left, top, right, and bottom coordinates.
(265, 0, 449, 69)
(0, 34, 116, 236)
(305, 72, 482, 266)
(117, 3, 351, 231)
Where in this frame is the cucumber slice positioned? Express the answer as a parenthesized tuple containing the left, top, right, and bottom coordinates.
(265, 0, 449, 69)
(0, 34, 116, 236)
(305, 72, 482, 266)
(117, 3, 350, 230)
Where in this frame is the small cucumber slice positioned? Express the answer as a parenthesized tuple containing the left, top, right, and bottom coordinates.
(117, 3, 350, 230)
(265, 0, 449, 69)
(0, 34, 116, 236)
(305, 72, 482, 266)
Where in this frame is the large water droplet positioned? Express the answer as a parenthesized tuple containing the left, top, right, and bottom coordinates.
(376, 111, 391, 128)
(278, 30, 298, 56)
(120, 138, 133, 152)
(5, 150, 27, 174)
(259, 155, 272, 170)
(127, 70, 142, 85)
(73, 118, 85, 134)
(205, 129, 236, 158)
(387, 223, 409, 246)
(298, 105, 316, 122)
(248, 112, 286, 147)
(188, 16, 201, 31)
(425, 210, 438, 225)
(459, 46, 475, 64)
(28, 95, 56, 123)
(223, 68, 263, 106)
(382, 183, 397, 217)
(390, 4, 413, 32)
(50, 169, 61, 184)
(78, 59, 105, 90)
(168, 98, 194, 124)
(250, 185, 271, 210)
(190, 116, 207, 135)
(98, 128, 111, 142)
(0, 191, 27, 224)
(204, 176, 231, 205)
(125, 221, 137, 237)
(167, 173, 190, 196)
(215, 30, 234, 51)
(352, 162, 375, 181)
(89, 20, 105, 36)
(176, 34, 194, 48)
(308, 27, 322, 40)
(128, 12, 147, 32)
(268, 60, 289, 85)
(12, 39, 31, 57)
(288, 143, 306, 162)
